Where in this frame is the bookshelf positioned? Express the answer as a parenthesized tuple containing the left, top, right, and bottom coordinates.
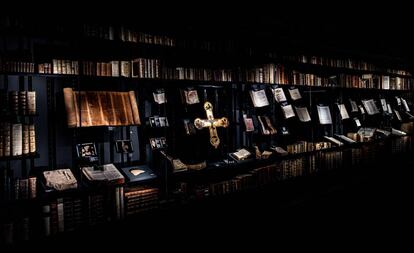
(1, 18, 414, 245)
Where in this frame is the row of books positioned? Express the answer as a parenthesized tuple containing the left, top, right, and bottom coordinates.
(3, 59, 413, 90)
(83, 24, 115, 40)
(283, 55, 412, 76)
(179, 136, 413, 201)
(178, 152, 344, 199)
(391, 136, 412, 154)
(0, 174, 37, 201)
(0, 90, 36, 116)
(292, 71, 336, 86)
(163, 67, 233, 82)
(82, 58, 161, 78)
(40, 59, 162, 78)
(120, 28, 176, 47)
(316, 151, 343, 172)
(82, 61, 119, 77)
(360, 74, 412, 90)
(50, 59, 79, 75)
(41, 194, 105, 237)
(124, 187, 159, 217)
(0, 61, 35, 73)
(0, 217, 31, 244)
(0, 123, 36, 157)
(286, 141, 332, 154)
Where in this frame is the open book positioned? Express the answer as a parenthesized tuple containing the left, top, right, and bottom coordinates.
(230, 148, 252, 161)
(317, 105, 332, 125)
(250, 89, 269, 107)
(81, 163, 125, 185)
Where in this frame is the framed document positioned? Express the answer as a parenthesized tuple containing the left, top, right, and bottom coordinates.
(76, 143, 98, 162)
(115, 140, 134, 154)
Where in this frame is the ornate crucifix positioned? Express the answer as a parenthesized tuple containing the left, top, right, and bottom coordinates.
(194, 102, 229, 149)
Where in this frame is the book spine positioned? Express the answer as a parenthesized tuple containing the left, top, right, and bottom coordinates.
(22, 124, 29, 155)
(27, 176, 36, 199)
(42, 204, 51, 237)
(11, 124, 22, 156)
(26, 91, 36, 115)
(29, 124, 36, 153)
(57, 198, 65, 232)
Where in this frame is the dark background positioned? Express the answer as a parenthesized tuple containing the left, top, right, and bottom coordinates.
(3, 6, 414, 249)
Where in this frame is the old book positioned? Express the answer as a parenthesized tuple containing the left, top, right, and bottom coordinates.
(111, 61, 119, 77)
(57, 198, 64, 232)
(42, 205, 51, 237)
(20, 178, 29, 200)
(121, 61, 131, 77)
(337, 104, 350, 120)
(243, 115, 254, 132)
(317, 105, 332, 125)
(3, 122, 11, 156)
(281, 103, 295, 119)
(153, 89, 167, 104)
(401, 98, 410, 112)
(81, 163, 125, 185)
(362, 99, 379, 115)
(29, 124, 36, 153)
(249, 89, 269, 107)
(27, 91, 36, 115)
(43, 169, 78, 191)
(19, 91, 27, 115)
(295, 106, 311, 122)
(380, 99, 388, 112)
(382, 75, 390, 89)
(349, 99, 358, 112)
(184, 89, 199, 105)
(261, 150, 273, 159)
(271, 87, 287, 102)
(230, 148, 251, 161)
(357, 127, 376, 139)
(22, 124, 29, 155)
(9, 91, 19, 115)
(288, 88, 302, 100)
(394, 110, 402, 121)
(12, 124, 22, 156)
(63, 88, 141, 127)
(29, 176, 36, 199)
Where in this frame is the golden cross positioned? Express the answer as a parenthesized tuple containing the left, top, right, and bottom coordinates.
(194, 102, 229, 149)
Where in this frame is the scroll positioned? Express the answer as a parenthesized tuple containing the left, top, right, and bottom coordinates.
(63, 88, 141, 128)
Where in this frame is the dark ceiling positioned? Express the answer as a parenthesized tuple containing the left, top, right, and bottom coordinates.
(6, 5, 414, 66)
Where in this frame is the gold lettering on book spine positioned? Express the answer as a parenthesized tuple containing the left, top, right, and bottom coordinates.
(194, 102, 229, 148)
